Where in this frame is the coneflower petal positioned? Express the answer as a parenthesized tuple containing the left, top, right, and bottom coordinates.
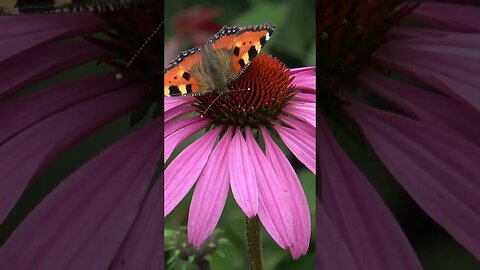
(246, 128, 294, 249)
(0, 73, 130, 144)
(164, 96, 196, 112)
(409, 3, 480, 33)
(164, 104, 196, 123)
(283, 101, 316, 127)
(291, 67, 316, 93)
(278, 115, 315, 138)
(188, 127, 232, 247)
(262, 127, 310, 259)
(164, 117, 210, 162)
(0, 13, 103, 63)
(0, 84, 149, 223)
(164, 127, 222, 217)
(274, 125, 316, 174)
(0, 118, 163, 270)
(317, 201, 360, 270)
(110, 179, 163, 270)
(228, 127, 258, 218)
(360, 70, 480, 146)
(349, 103, 480, 260)
(319, 114, 422, 270)
(0, 41, 107, 98)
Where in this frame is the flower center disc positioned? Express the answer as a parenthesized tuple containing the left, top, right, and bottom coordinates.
(195, 54, 295, 127)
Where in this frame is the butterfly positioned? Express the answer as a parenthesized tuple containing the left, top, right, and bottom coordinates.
(0, 0, 150, 14)
(164, 24, 275, 97)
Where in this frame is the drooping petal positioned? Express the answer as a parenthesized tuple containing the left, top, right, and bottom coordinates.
(274, 125, 316, 174)
(0, 13, 104, 62)
(283, 101, 316, 127)
(348, 102, 480, 260)
(409, 3, 480, 33)
(228, 127, 258, 218)
(164, 127, 222, 217)
(318, 113, 422, 270)
(0, 84, 149, 223)
(164, 104, 196, 123)
(0, 118, 163, 270)
(164, 96, 196, 112)
(0, 72, 128, 144)
(164, 117, 210, 162)
(291, 66, 316, 93)
(292, 92, 316, 103)
(317, 201, 360, 270)
(261, 127, 310, 258)
(188, 127, 233, 247)
(244, 128, 294, 249)
(0, 41, 107, 98)
(110, 179, 164, 270)
(278, 115, 315, 138)
(360, 70, 480, 146)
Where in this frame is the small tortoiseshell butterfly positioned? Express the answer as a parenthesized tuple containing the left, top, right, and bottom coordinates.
(164, 24, 275, 97)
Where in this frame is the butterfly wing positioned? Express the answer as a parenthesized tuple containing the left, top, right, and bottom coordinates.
(164, 47, 205, 96)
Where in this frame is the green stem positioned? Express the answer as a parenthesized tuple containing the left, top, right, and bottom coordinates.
(246, 216, 263, 270)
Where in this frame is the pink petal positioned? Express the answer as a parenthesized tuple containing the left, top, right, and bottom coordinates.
(360, 70, 480, 146)
(348, 102, 480, 261)
(188, 127, 233, 247)
(318, 113, 422, 270)
(409, 3, 480, 33)
(317, 201, 360, 270)
(291, 67, 316, 93)
(292, 92, 316, 103)
(278, 115, 315, 138)
(0, 84, 149, 223)
(0, 13, 104, 62)
(164, 96, 196, 112)
(245, 128, 294, 249)
(261, 127, 310, 258)
(0, 72, 127, 144)
(110, 179, 164, 270)
(0, 118, 163, 270)
(274, 125, 316, 174)
(164, 127, 223, 217)
(164, 104, 196, 123)
(164, 117, 210, 162)
(228, 127, 258, 218)
(283, 101, 316, 127)
(0, 41, 107, 98)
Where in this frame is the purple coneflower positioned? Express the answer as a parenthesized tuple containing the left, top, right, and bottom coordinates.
(164, 53, 315, 259)
(316, 0, 480, 269)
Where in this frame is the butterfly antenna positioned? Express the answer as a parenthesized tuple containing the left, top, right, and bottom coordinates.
(200, 94, 223, 118)
(115, 21, 164, 80)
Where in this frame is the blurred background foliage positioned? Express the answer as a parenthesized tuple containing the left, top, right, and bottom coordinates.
(164, 0, 316, 269)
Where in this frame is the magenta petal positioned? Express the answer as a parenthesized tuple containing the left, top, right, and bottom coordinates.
(292, 92, 316, 103)
(0, 13, 103, 62)
(228, 127, 258, 218)
(0, 41, 107, 98)
(246, 128, 294, 249)
(318, 114, 422, 270)
(0, 73, 127, 144)
(164, 117, 210, 162)
(274, 125, 316, 174)
(409, 3, 480, 33)
(262, 127, 310, 258)
(283, 101, 316, 127)
(348, 103, 480, 260)
(164, 96, 196, 112)
(317, 201, 360, 270)
(110, 179, 163, 270)
(291, 67, 316, 92)
(0, 84, 148, 223)
(278, 115, 315, 138)
(360, 70, 480, 146)
(0, 118, 163, 270)
(164, 105, 196, 123)
(188, 127, 233, 247)
(164, 127, 223, 217)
